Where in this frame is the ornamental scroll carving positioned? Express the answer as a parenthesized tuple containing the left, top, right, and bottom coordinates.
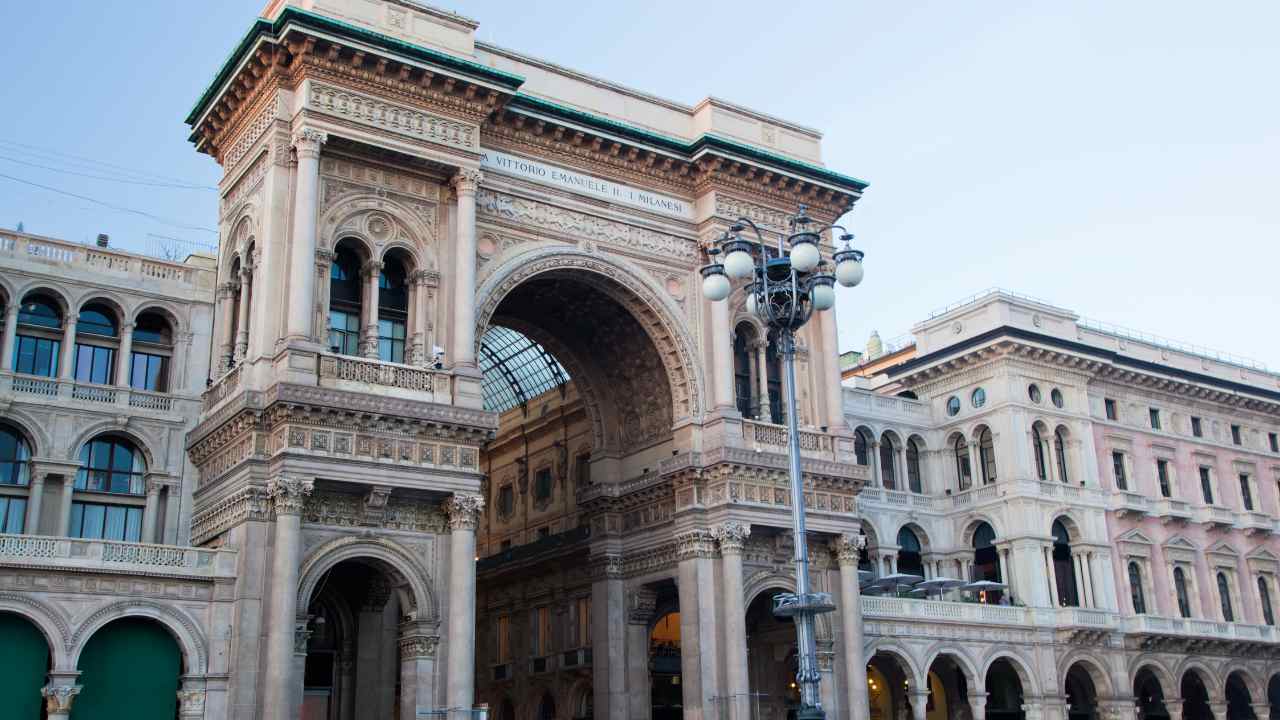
(712, 521, 751, 555)
(308, 82, 479, 151)
(444, 493, 484, 531)
(268, 476, 315, 516)
(676, 529, 717, 561)
(832, 532, 866, 567)
(42, 685, 81, 713)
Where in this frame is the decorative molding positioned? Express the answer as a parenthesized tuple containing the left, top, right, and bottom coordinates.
(42, 684, 81, 714)
(292, 127, 328, 159)
(444, 493, 484, 531)
(627, 587, 657, 624)
(308, 82, 479, 151)
(222, 103, 276, 171)
(676, 529, 717, 561)
(712, 521, 751, 555)
(268, 476, 315, 516)
(399, 634, 440, 659)
(190, 485, 271, 545)
(591, 553, 624, 580)
(832, 532, 866, 567)
(452, 168, 483, 194)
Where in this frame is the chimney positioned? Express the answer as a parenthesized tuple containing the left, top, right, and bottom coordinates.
(96, 233, 109, 248)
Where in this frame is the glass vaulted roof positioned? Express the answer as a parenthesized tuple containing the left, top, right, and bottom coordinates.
(479, 326, 569, 413)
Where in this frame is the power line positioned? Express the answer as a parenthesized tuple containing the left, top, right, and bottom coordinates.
(0, 172, 218, 235)
(0, 138, 215, 187)
(0, 153, 216, 190)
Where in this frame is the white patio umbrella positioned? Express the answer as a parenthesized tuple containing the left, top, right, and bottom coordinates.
(916, 577, 966, 599)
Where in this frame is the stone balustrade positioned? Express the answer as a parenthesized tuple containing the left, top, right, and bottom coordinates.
(0, 534, 237, 579)
(0, 229, 207, 289)
(317, 353, 451, 403)
(1125, 614, 1277, 642)
(740, 419, 834, 461)
(3, 373, 183, 414)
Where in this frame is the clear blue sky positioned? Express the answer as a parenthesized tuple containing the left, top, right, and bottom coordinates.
(1, 1, 1277, 364)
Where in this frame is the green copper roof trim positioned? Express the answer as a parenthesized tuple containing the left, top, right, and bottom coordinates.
(186, 7, 525, 127)
(509, 94, 868, 192)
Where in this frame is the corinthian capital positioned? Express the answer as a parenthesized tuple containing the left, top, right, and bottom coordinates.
(832, 532, 866, 566)
(267, 476, 314, 516)
(42, 684, 81, 714)
(712, 521, 751, 555)
(451, 168, 483, 194)
(444, 493, 484, 531)
(292, 127, 328, 159)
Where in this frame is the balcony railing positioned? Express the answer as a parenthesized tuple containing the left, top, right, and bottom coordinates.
(318, 353, 451, 402)
(861, 596, 1031, 626)
(0, 534, 236, 578)
(1241, 512, 1274, 535)
(1112, 491, 1151, 517)
(1152, 497, 1192, 522)
(4, 374, 180, 414)
(741, 419, 833, 460)
(950, 483, 999, 508)
(1194, 504, 1237, 528)
(1125, 614, 1277, 642)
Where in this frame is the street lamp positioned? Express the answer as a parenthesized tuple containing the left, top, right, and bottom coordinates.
(701, 205, 864, 720)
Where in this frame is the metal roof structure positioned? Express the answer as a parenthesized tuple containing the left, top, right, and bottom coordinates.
(478, 325, 569, 413)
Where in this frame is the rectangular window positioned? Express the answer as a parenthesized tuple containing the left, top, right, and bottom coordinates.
(327, 310, 361, 356)
(576, 454, 591, 487)
(1149, 408, 1161, 430)
(498, 485, 514, 517)
(1271, 433, 1279, 453)
(534, 468, 552, 501)
(74, 344, 115, 385)
(1191, 417, 1203, 438)
(1112, 451, 1128, 491)
(1200, 467, 1215, 505)
(1240, 474, 1254, 511)
(577, 597, 591, 647)
(1232, 425, 1242, 446)
(377, 318, 406, 364)
(1156, 459, 1172, 498)
(0, 496, 26, 533)
(1104, 398, 1117, 421)
(496, 614, 511, 663)
(13, 335, 59, 377)
(530, 606, 552, 656)
(129, 352, 168, 392)
(69, 502, 142, 542)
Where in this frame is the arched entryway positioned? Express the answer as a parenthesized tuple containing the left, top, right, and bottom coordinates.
(985, 658, 1026, 720)
(1064, 663, 1099, 720)
(1180, 669, 1213, 720)
(1134, 666, 1170, 719)
(868, 649, 916, 720)
(1267, 673, 1280, 720)
(72, 617, 182, 720)
(0, 612, 51, 719)
(897, 526, 925, 578)
(650, 611, 682, 720)
(925, 654, 973, 720)
(1227, 671, 1258, 720)
(746, 588, 800, 719)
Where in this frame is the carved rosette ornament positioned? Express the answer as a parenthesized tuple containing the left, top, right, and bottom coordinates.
(451, 168, 483, 195)
(267, 477, 314, 517)
(676, 529, 717, 561)
(42, 685, 81, 714)
(832, 532, 866, 567)
(444, 493, 484, 531)
(712, 521, 751, 555)
(292, 127, 328, 160)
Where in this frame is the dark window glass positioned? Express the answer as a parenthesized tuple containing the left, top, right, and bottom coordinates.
(534, 468, 552, 501)
(854, 431, 869, 466)
(132, 313, 171, 344)
(1149, 408, 1161, 430)
(946, 396, 960, 416)
(69, 502, 142, 541)
(1240, 474, 1254, 511)
(1270, 433, 1279, 453)
(329, 247, 363, 303)
(971, 387, 986, 408)
(1104, 398, 1117, 421)
(1231, 425, 1242, 445)
(0, 425, 32, 486)
(1174, 567, 1192, 618)
(1051, 388, 1064, 408)
(906, 440, 922, 494)
(17, 296, 60, 328)
(498, 485, 514, 516)
(1112, 452, 1127, 490)
(378, 261, 409, 312)
(955, 436, 972, 491)
(764, 334, 783, 424)
(880, 436, 896, 490)
(77, 306, 117, 337)
(1054, 428, 1068, 484)
(1028, 384, 1041, 403)
(1128, 562, 1146, 615)
(13, 335, 59, 376)
(75, 438, 145, 495)
(896, 527, 924, 577)
(74, 344, 115, 384)
(129, 352, 168, 391)
(978, 429, 996, 484)
(732, 331, 753, 417)
(0, 496, 26, 533)
(328, 310, 360, 356)
(1191, 417, 1203, 438)
(1199, 467, 1214, 505)
(1218, 572, 1234, 622)
(1260, 577, 1275, 626)
(1156, 460, 1171, 498)
(377, 318, 406, 364)
(1033, 426, 1047, 481)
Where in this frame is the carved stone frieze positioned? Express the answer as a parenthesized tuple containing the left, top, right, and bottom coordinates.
(676, 529, 717, 561)
(627, 587, 657, 624)
(302, 490, 446, 534)
(190, 485, 271, 545)
(221, 100, 277, 172)
(308, 82, 479, 152)
(591, 553, 624, 580)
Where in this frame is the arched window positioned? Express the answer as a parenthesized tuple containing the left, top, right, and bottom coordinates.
(1173, 566, 1192, 618)
(732, 325, 757, 418)
(1128, 562, 1147, 614)
(0, 425, 32, 533)
(1217, 572, 1235, 622)
(972, 522, 1000, 585)
(13, 294, 62, 377)
(72, 436, 146, 542)
(880, 434, 896, 490)
(1259, 576, 1275, 627)
(1052, 520, 1079, 607)
(896, 527, 924, 578)
(954, 435, 972, 491)
(764, 332, 783, 424)
(854, 429, 871, 466)
(328, 245, 363, 356)
(1054, 427, 1069, 484)
(130, 312, 173, 391)
(74, 304, 119, 385)
(377, 255, 409, 363)
(905, 439, 922, 494)
(1032, 425, 1047, 480)
(978, 428, 997, 484)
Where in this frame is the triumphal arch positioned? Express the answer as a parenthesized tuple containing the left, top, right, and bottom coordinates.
(185, 2, 869, 718)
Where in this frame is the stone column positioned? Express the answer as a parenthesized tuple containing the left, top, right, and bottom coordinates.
(361, 260, 383, 359)
(0, 302, 19, 371)
(710, 293, 735, 412)
(998, 548, 1012, 588)
(234, 266, 252, 361)
(412, 271, 436, 366)
(444, 493, 483, 719)
(24, 472, 45, 534)
(177, 676, 207, 719)
(398, 624, 439, 720)
(42, 679, 82, 720)
(113, 321, 134, 387)
(285, 128, 326, 344)
(626, 588, 657, 720)
(141, 477, 163, 543)
(592, 554, 627, 720)
(896, 446, 908, 491)
(909, 690, 930, 720)
(55, 475, 76, 537)
(869, 441, 883, 488)
(818, 307, 845, 430)
(834, 534, 870, 720)
(676, 529, 721, 720)
(58, 317, 77, 380)
(1044, 545, 1060, 606)
(1164, 699, 1184, 720)
(714, 522, 752, 720)
(1071, 553, 1087, 607)
(262, 476, 313, 720)
(215, 282, 238, 372)
(1251, 702, 1271, 720)
(968, 693, 987, 720)
(313, 249, 335, 350)
(753, 339, 770, 420)
(1208, 701, 1228, 720)
(450, 169, 482, 368)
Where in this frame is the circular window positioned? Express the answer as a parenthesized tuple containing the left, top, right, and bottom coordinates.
(972, 388, 987, 408)
(946, 396, 961, 416)
(1028, 384, 1042, 404)
(1051, 388, 1065, 408)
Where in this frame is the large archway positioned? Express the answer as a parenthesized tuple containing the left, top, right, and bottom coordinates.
(1180, 669, 1213, 720)
(868, 649, 917, 720)
(72, 617, 182, 720)
(985, 658, 1026, 720)
(925, 653, 974, 720)
(1064, 662, 1100, 720)
(650, 611, 682, 720)
(1227, 671, 1258, 720)
(1134, 665, 1170, 719)
(0, 612, 50, 719)
(745, 587, 801, 719)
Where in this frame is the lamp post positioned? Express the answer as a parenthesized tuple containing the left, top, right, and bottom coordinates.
(701, 205, 864, 720)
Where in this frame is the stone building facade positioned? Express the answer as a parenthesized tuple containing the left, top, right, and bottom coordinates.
(1, 2, 1278, 720)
